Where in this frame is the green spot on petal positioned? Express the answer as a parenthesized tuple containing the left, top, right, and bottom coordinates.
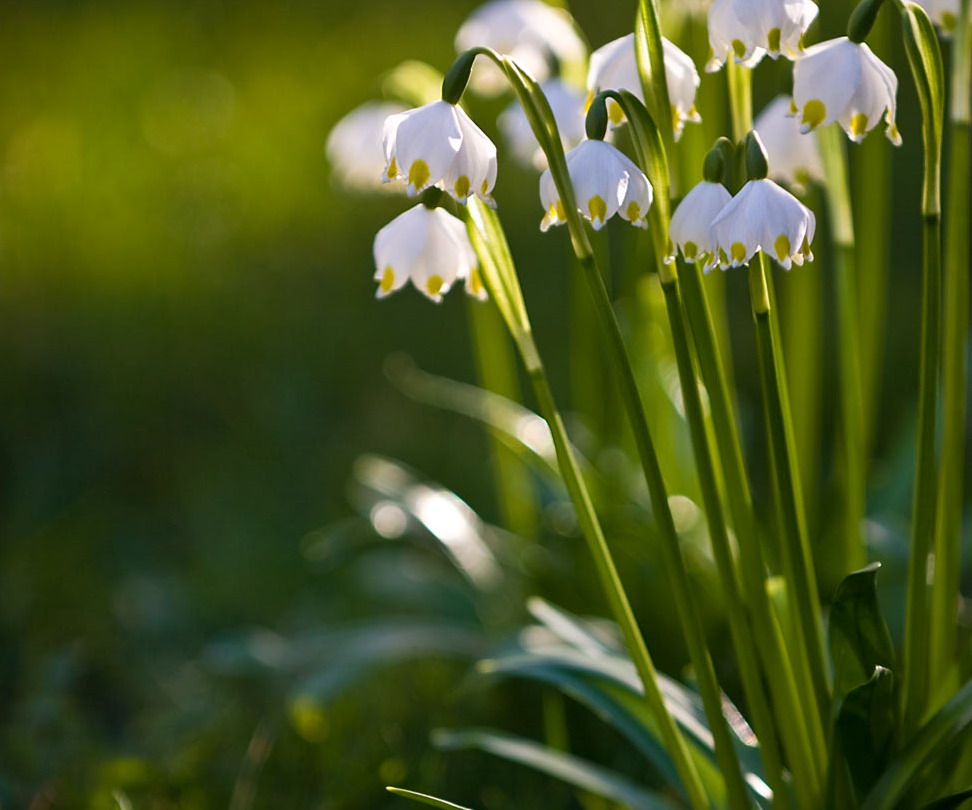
(380, 266, 395, 293)
(802, 99, 826, 130)
(683, 241, 698, 260)
(775, 234, 791, 262)
(732, 39, 747, 59)
(626, 201, 641, 223)
(409, 159, 431, 190)
(454, 175, 470, 198)
(588, 195, 607, 223)
(426, 275, 444, 296)
(731, 242, 747, 263)
(850, 113, 869, 139)
(767, 28, 781, 53)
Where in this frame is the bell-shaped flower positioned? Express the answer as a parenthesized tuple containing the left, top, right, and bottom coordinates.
(669, 181, 733, 264)
(373, 205, 486, 303)
(498, 79, 587, 169)
(709, 178, 816, 270)
(587, 34, 701, 139)
(913, 0, 960, 34)
(791, 37, 901, 145)
(455, 0, 587, 97)
(539, 139, 653, 232)
(327, 101, 408, 192)
(754, 95, 823, 193)
(706, 0, 819, 71)
(383, 100, 498, 203)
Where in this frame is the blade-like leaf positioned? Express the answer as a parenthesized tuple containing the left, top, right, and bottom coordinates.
(836, 666, 896, 800)
(433, 728, 681, 810)
(829, 562, 896, 701)
(922, 790, 972, 810)
(386, 787, 477, 810)
(861, 680, 972, 810)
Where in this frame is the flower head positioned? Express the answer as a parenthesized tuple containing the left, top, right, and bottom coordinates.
(327, 101, 408, 192)
(498, 79, 586, 169)
(709, 178, 816, 270)
(539, 139, 653, 232)
(587, 34, 701, 139)
(383, 100, 498, 203)
(669, 180, 733, 264)
(791, 37, 901, 145)
(912, 0, 960, 34)
(373, 205, 485, 303)
(754, 95, 823, 192)
(455, 0, 587, 96)
(706, 0, 819, 71)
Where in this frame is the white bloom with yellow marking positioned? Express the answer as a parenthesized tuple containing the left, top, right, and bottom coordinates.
(587, 34, 701, 139)
(455, 0, 587, 96)
(791, 37, 901, 145)
(913, 0, 960, 34)
(327, 101, 408, 192)
(709, 178, 816, 270)
(669, 181, 733, 264)
(539, 139, 653, 232)
(498, 79, 587, 170)
(706, 0, 819, 71)
(383, 100, 498, 203)
(373, 205, 485, 303)
(754, 95, 823, 192)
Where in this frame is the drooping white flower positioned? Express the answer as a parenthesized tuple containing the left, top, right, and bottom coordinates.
(455, 0, 587, 96)
(383, 100, 498, 203)
(669, 181, 733, 264)
(791, 37, 901, 145)
(327, 101, 408, 192)
(709, 178, 816, 270)
(754, 95, 823, 192)
(912, 0, 960, 34)
(498, 79, 587, 169)
(373, 205, 486, 303)
(539, 139, 653, 232)
(706, 0, 819, 72)
(587, 34, 702, 139)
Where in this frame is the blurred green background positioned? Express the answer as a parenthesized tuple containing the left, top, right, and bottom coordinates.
(0, 0, 965, 808)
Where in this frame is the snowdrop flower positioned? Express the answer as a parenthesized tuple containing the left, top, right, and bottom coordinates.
(912, 0, 960, 34)
(669, 181, 733, 264)
(709, 178, 816, 270)
(539, 139, 653, 232)
(706, 0, 819, 71)
(326, 101, 408, 192)
(373, 204, 485, 303)
(754, 95, 823, 193)
(587, 34, 701, 139)
(455, 0, 587, 96)
(791, 37, 901, 145)
(498, 79, 586, 169)
(383, 100, 498, 203)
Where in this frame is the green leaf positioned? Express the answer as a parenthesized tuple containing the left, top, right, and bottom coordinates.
(922, 790, 972, 810)
(386, 787, 478, 810)
(861, 680, 972, 810)
(829, 562, 896, 701)
(432, 728, 681, 810)
(836, 666, 896, 800)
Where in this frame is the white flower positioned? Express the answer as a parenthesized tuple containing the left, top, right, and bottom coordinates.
(383, 100, 498, 203)
(326, 101, 408, 192)
(709, 179, 816, 270)
(754, 95, 823, 192)
(791, 37, 901, 145)
(498, 79, 586, 169)
(455, 0, 587, 96)
(706, 0, 819, 72)
(669, 181, 733, 264)
(912, 0, 960, 33)
(587, 34, 702, 139)
(539, 139, 653, 232)
(373, 205, 486, 303)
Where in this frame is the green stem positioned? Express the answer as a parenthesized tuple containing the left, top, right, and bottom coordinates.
(463, 198, 712, 810)
(661, 273, 793, 810)
(468, 300, 539, 540)
(819, 124, 868, 582)
(929, 0, 971, 712)
(781, 190, 824, 521)
(680, 262, 828, 795)
(726, 60, 753, 144)
(750, 254, 831, 735)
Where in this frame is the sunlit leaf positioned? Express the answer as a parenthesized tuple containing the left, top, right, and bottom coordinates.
(386, 787, 478, 810)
